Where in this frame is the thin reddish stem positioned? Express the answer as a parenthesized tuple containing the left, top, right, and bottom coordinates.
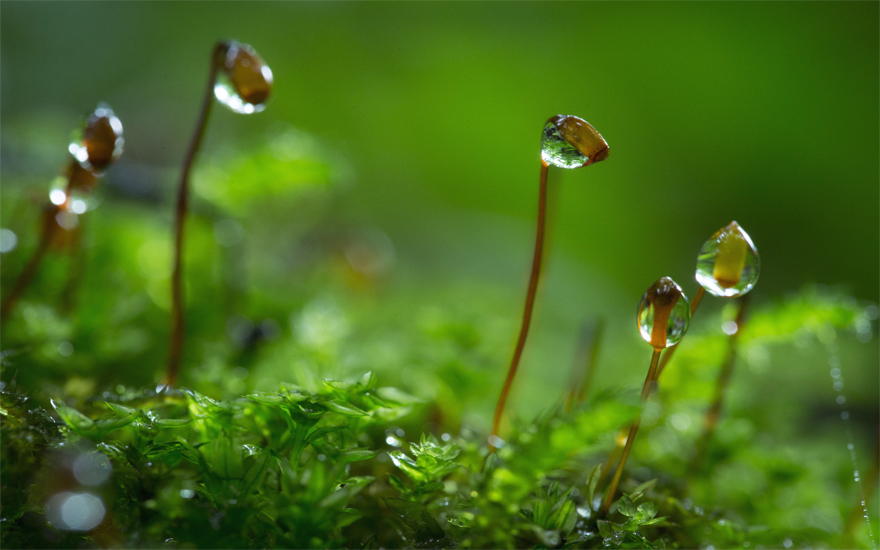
(490, 160, 549, 451)
(0, 213, 55, 323)
(655, 286, 705, 379)
(0, 157, 85, 323)
(166, 43, 225, 387)
(600, 348, 661, 516)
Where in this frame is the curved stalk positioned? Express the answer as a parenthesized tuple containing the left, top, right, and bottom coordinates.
(0, 158, 83, 323)
(490, 160, 549, 451)
(0, 212, 55, 323)
(165, 42, 226, 387)
(600, 348, 661, 516)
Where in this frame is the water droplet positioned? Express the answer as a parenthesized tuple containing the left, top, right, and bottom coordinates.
(55, 209, 79, 231)
(841, 411, 849, 420)
(441, 433, 451, 442)
(833, 380, 843, 391)
(47, 492, 106, 531)
(69, 103, 124, 173)
(385, 435, 402, 447)
(0, 229, 18, 253)
(695, 221, 760, 298)
(669, 413, 692, 431)
(58, 342, 74, 357)
(50, 189, 67, 205)
(540, 115, 609, 169)
(638, 277, 690, 349)
(488, 434, 507, 448)
(180, 489, 195, 499)
(70, 199, 87, 214)
(782, 539, 792, 549)
(836, 395, 846, 405)
(72, 452, 112, 486)
(722, 320, 738, 335)
(214, 41, 273, 114)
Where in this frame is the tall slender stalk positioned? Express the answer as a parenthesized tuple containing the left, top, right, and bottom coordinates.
(598, 276, 689, 514)
(489, 114, 608, 452)
(165, 43, 226, 387)
(490, 161, 548, 450)
(600, 349, 661, 515)
(0, 209, 56, 323)
(1, 158, 86, 323)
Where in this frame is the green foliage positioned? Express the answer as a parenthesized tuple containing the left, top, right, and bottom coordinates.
(1, 373, 403, 548)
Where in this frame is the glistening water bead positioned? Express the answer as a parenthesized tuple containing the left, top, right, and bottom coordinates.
(214, 41, 273, 114)
(541, 115, 609, 169)
(638, 277, 690, 349)
(68, 104, 124, 174)
(695, 221, 760, 298)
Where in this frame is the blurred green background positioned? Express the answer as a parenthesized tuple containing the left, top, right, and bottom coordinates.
(1, 3, 877, 417)
(3, 1, 877, 299)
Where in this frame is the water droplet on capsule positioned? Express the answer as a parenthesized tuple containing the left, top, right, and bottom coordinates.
(69, 104, 124, 174)
(638, 277, 690, 349)
(695, 221, 759, 298)
(541, 115, 609, 169)
(0, 229, 17, 253)
(214, 41, 273, 114)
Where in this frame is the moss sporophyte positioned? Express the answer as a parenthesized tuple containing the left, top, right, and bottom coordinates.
(490, 115, 609, 453)
(600, 277, 690, 516)
(598, 222, 760, 490)
(0, 104, 123, 322)
(165, 40, 272, 388)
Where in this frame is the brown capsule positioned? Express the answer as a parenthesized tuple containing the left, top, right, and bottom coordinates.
(541, 115, 609, 168)
(69, 104, 124, 173)
(215, 41, 273, 113)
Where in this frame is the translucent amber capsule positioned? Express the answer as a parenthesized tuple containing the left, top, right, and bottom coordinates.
(69, 104, 124, 173)
(695, 221, 760, 298)
(541, 115, 609, 169)
(215, 41, 273, 114)
(638, 277, 690, 350)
